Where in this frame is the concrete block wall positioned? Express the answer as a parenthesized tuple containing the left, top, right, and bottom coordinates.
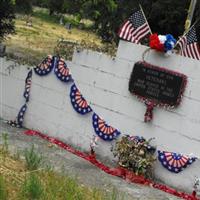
(1, 40, 200, 193)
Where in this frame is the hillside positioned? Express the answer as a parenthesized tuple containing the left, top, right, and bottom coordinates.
(5, 7, 115, 65)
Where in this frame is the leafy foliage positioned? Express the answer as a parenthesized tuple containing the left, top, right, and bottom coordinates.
(54, 39, 117, 61)
(0, 0, 15, 41)
(82, 0, 192, 41)
(26, 0, 199, 42)
(113, 136, 156, 178)
(15, 0, 33, 14)
(24, 145, 43, 171)
(81, 0, 118, 42)
(22, 0, 200, 41)
(32, 0, 49, 8)
(148, 0, 190, 38)
(48, 0, 65, 15)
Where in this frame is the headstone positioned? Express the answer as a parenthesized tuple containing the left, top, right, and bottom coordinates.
(0, 43, 6, 57)
(65, 23, 72, 30)
(26, 16, 32, 27)
(59, 17, 63, 25)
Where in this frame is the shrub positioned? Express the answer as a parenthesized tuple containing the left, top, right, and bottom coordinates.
(113, 135, 156, 178)
(15, 0, 33, 14)
(24, 145, 42, 171)
(0, 0, 15, 41)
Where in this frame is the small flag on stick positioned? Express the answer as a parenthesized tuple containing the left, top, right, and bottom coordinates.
(118, 6, 151, 44)
(177, 23, 200, 60)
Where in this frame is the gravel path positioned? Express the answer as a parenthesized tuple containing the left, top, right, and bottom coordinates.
(0, 120, 180, 200)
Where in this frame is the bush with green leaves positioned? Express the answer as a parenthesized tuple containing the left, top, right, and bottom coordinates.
(113, 135, 156, 178)
(15, 0, 33, 14)
(24, 145, 43, 171)
(0, 0, 15, 41)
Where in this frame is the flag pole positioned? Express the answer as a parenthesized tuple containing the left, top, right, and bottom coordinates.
(139, 4, 152, 34)
(184, 0, 197, 34)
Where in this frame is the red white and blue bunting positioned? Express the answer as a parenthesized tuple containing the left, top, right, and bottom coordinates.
(8, 55, 199, 175)
(70, 83, 92, 115)
(54, 58, 72, 82)
(34, 55, 54, 76)
(23, 69, 32, 102)
(92, 113, 121, 141)
(7, 104, 27, 128)
(7, 68, 32, 128)
(158, 150, 197, 173)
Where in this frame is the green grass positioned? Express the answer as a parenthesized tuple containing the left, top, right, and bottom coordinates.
(24, 145, 43, 171)
(33, 7, 90, 27)
(20, 174, 43, 200)
(5, 7, 105, 65)
(0, 176, 8, 200)
(0, 142, 124, 200)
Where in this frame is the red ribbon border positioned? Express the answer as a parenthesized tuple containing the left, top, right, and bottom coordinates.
(24, 130, 199, 200)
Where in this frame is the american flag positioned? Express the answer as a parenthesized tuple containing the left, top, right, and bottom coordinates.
(118, 9, 151, 44)
(177, 25, 200, 60)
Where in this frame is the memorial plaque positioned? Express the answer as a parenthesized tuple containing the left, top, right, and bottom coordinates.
(129, 62, 187, 107)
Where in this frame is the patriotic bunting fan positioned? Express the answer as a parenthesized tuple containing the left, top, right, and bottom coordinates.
(34, 55, 54, 76)
(23, 69, 32, 102)
(7, 104, 27, 128)
(55, 58, 72, 82)
(70, 84, 92, 115)
(158, 150, 196, 173)
(92, 113, 121, 141)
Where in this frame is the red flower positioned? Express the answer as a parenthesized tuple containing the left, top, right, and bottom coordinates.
(149, 33, 164, 52)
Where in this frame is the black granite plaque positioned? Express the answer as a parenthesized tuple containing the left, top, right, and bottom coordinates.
(129, 62, 187, 106)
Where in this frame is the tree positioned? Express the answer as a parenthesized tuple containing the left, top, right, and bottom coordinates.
(193, 1, 200, 23)
(82, 0, 118, 42)
(32, 0, 49, 8)
(62, 0, 82, 14)
(31, 0, 196, 42)
(148, 0, 190, 38)
(48, 0, 64, 15)
(0, 0, 15, 41)
(15, 0, 33, 14)
(47, 0, 81, 15)
(83, 0, 193, 42)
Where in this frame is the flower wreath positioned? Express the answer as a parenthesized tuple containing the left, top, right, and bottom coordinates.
(149, 33, 176, 55)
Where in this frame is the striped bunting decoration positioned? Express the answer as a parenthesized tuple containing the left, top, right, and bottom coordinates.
(23, 69, 32, 102)
(34, 55, 54, 76)
(92, 113, 121, 141)
(7, 104, 27, 128)
(54, 58, 72, 82)
(70, 83, 92, 115)
(158, 150, 196, 173)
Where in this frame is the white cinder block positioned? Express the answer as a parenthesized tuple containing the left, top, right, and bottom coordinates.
(1, 42, 200, 193)
(116, 40, 148, 61)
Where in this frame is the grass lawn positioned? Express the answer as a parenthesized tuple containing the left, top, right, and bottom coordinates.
(5, 7, 106, 65)
(0, 143, 122, 200)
